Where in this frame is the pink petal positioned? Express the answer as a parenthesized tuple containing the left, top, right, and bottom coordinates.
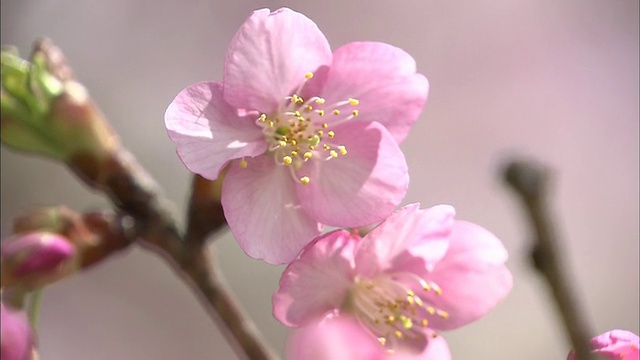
(296, 121, 409, 228)
(223, 8, 332, 113)
(421, 220, 513, 330)
(568, 330, 640, 360)
(355, 204, 453, 277)
(165, 82, 267, 180)
(307, 42, 428, 143)
(392, 331, 452, 360)
(221, 155, 322, 264)
(1, 303, 33, 360)
(286, 315, 386, 360)
(273, 230, 357, 327)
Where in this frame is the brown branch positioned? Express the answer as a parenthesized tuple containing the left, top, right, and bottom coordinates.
(185, 174, 226, 246)
(16, 38, 277, 360)
(502, 159, 595, 360)
(68, 147, 278, 360)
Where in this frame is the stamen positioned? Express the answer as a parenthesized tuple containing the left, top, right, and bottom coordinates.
(303, 151, 313, 160)
(338, 146, 347, 155)
(304, 72, 314, 79)
(239, 158, 248, 169)
(282, 156, 292, 166)
(348, 98, 359, 106)
(299, 176, 310, 185)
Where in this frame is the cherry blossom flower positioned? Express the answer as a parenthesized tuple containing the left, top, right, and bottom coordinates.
(273, 203, 512, 355)
(286, 315, 451, 360)
(1, 302, 33, 360)
(165, 8, 428, 264)
(567, 330, 639, 360)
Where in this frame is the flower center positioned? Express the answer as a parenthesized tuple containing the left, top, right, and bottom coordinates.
(251, 72, 359, 185)
(344, 273, 449, 353)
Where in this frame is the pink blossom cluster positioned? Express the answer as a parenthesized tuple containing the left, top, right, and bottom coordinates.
(164, 7, 514, 359)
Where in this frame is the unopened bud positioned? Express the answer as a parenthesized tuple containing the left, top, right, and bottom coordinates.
(1, 39, 117, 161)
(1, 232, 78, 290)
(1, 302, 34, 360)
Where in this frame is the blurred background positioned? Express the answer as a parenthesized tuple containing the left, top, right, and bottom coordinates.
(1, 0, 638, 359)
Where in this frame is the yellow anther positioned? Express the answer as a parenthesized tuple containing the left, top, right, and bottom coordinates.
(259, 114, 267, 122)
(333, 109, 341, 115)
(421, 319, 429, 326)
(352, 109, 359, 117)
(327, 131, 335, 138)
(305, 72, 314, 79)
(300, 176, 310, 185)
(317, 130, 324, 136)
(267, 120, 274, 127)
(291, 94, 299, 103)
(435, 288, 443, 296)
(423, 283, 432, 292)
(294, 110, 301, 117)
(322, 122, 328, 128)
(303, 151, 313, 160)
(426, 307, 436, 315)
(278, 140, 287, 147)
(291, 150, 298, 157)
(330, 150, 338, 158)
(438, 311, 449, 319)
(297, 97, 304, 104)
(348, 98, 359, 106)
(239, 158, 248, 169)
(315, 98, 325, 105)
(317, 109, 325, 116)
(377, 337, 387, 346)
(323, 144, 330, 150)
(291, 139, 297, 146)
(407, 290, 415, 297)
(308, 145, 315, 150)
(338, 146, 347, 155)
(306, 105, 313, 111)
(394, 331, 403, 339)
(415, 297, 424, 307)
(401, 317, 413, 329)
(387, 315, 395, 322)
(282, 156, 292, 166)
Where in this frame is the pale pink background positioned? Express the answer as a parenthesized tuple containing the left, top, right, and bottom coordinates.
(1, 1, 638, 359)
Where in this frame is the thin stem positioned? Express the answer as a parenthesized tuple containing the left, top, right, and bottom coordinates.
(503, 159, 595, 360)
(27, 288, 43, 331)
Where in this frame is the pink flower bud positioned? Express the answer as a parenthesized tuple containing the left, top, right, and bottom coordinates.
(1, 232, 77, 289)
(567, 330, 639, 360)
(1, 303, 33, 360)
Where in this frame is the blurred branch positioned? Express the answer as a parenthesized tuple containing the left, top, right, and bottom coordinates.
(8, 39, 276, 360)
(502, 159, 595, 360)
(185, 174, 226, 246)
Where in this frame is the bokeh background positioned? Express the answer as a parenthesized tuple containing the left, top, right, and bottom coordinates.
(1, 1, 638, 359)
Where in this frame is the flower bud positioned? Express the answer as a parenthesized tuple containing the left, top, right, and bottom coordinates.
(1, 39, 117, 161)
(1, 302, 34, 360)
(1, 232, 78, 290)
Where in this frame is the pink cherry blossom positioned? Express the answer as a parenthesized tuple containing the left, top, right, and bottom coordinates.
(286, 315, 451, 360)
(165, 8, 428, 264)
(273, 203, 512, 355)
(567, 330, 639, 360)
